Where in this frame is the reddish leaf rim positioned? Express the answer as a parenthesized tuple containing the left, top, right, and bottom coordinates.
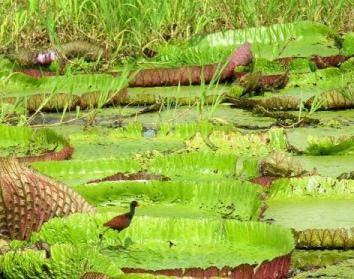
(122, 253, 292, 279)
(15, 145, 74, 163)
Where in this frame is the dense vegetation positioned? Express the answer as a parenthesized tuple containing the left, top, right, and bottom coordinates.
(1, 0, 353, 63)
(0, 1, 353, 278)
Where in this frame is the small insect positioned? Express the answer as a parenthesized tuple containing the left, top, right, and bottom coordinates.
(168, 240, 176, 248)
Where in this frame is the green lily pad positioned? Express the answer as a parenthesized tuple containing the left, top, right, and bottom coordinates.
(342, 32, 354, 56)
(191, 21, 340, 60)
(0, 124, 70, 160)
(265, 176, 354, 248)
(75, 179, 263, 221)
(29, 215, 294, 271)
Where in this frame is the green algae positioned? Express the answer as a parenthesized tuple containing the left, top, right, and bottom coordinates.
(307, 109, 354, 126)
(124, 85, 228, 106)
(269, 176, 354, 199)
(252, 58, 286, 75)
(183, 128, 287, 156)
(50, 125, 184, 160)
(147, 152, 238, 177)
(252, 58, 313, 75)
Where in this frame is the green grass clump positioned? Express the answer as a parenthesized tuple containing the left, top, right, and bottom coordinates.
(0, 1, 352, 64)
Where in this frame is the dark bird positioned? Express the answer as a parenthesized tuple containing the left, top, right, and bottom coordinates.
(99, 201, 139, 241)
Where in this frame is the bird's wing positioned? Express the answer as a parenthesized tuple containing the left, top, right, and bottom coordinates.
(103, 213, 130, 230)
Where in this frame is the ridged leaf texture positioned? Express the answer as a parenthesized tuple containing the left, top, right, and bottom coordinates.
(0, 159, 94, 240)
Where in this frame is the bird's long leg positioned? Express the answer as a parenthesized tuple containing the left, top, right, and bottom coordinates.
(116, 233, 125, 246)
(98, 228, 110, 244)
(99, 229, 125, 248)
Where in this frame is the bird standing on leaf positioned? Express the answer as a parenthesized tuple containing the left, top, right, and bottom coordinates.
(99, 201, 139, 242)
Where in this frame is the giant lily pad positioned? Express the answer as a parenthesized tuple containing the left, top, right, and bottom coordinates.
(342, 32, 354, 56)
(32, 158, 142, 185)
(151, 22, 342, 67)
(23, 214, 294, 277)
(287, 126, 354, 154)
(246, 66, 354, 111)
(0, 72, 129, 111)
(74, 179, 263, 221)
(0, 124, 73, 162)
(296, 155, 354, 177)
(264, 176, 354, 248)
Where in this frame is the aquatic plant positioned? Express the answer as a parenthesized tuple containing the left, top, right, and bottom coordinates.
(32, 158, 141, 186)
(0, 159, 94, 240)
(305, 135, 354, 155)
(260, 151, 304, 177)
(0, 244, 121, 279)
(75, 179, 263, 221)
(17, 214, 295, 277)
(0, 124, 72, 161)
(265, 176, 354, 248)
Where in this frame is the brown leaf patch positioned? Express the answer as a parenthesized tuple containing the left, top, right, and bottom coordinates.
(87, 171, 170, 184)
